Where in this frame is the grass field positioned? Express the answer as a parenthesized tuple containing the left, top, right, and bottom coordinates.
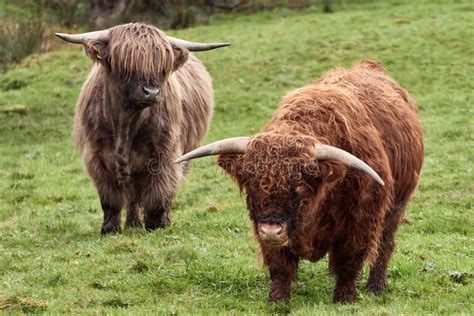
(1, 0, 473, 314)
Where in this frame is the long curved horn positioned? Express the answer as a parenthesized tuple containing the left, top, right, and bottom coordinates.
(55, 30, 229, 51)
(314, 144, 385, 186)
(55, 30, 110, 44)
(167, 36, 230, 51)
(175, 137, 250, 163)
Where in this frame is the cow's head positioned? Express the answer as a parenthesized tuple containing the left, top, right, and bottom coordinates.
(56, 23, 229, 109)
(175, 134, 384, 248)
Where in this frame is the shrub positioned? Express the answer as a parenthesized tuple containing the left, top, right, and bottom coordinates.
(0, 20, 45, 73)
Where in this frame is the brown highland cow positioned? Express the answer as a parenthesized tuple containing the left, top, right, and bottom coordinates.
(177, 60, 424, 303)
(56, 23, 228, 234)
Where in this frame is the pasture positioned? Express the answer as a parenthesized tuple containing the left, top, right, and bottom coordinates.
(0, 0, 472, 314)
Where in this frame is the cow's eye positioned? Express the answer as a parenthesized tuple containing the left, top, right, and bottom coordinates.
(295, 185, 306, 195)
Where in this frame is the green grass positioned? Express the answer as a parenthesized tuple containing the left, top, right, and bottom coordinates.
(1, 0, 473, 314)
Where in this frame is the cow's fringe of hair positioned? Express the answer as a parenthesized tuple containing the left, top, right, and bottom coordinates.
(246, 134, 317, 195)
(109, 23, 174, 82)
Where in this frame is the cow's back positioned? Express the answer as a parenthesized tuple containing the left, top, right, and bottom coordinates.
(320, 60, 424, 201)
(268, 60, 423, 202)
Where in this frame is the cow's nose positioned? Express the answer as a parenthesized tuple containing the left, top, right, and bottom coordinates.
(258, 223, 288, 247)
(259, 223, 282, 237)
(142, 86, 160, 99)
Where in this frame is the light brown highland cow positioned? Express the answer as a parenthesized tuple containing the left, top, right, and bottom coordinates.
(56, 23, 228, 234)
(178, 60, 424, 304)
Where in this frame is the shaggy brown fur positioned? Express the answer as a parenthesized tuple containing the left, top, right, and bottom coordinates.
(74, 23, 213, 233)
(218, 60, 423, 303)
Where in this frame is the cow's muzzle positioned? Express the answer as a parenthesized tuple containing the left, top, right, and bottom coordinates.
(142, 86, 160, 101)
(257, 222, 289, 248)
(131, 85, 161, 107)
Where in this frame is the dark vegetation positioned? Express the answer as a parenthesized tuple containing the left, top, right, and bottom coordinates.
(0, 0, 333, 72)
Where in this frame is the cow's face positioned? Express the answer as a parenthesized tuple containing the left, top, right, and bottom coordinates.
(84, 23, 189, 109)
(245, 184, 301, 248)
(57, 22, 229, 109)
(218, 134, 324, 248)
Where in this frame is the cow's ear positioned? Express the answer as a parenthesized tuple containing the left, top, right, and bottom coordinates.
(84, 40, 109, 67)
(319, 162, 346, 184)
(301, 161, 322, 190)
(171, 44, 189, 70)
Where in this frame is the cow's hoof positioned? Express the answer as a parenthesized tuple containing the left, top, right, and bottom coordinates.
(333, 287, 356, 304)
(101, 221, 121, 235)
(144, 221, 170, 231)
(268, 287, 290, 305)
(144, 213, 170, 231)
(269, 295, 290, 305)
(125, 218, 143, 229)
(367, 278, 387, 295)
(159, 212, 171, 228)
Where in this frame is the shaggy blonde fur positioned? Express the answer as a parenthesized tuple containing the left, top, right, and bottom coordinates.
(74, 23, 214, 233)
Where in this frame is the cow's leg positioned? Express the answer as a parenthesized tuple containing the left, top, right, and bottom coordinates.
(125, 202, 142, 229)
(329, 206, 386, 303)
(144, 203, 171, 230)
(100, 199, 122, 234)
(142, 162, 180, 231)
(327, 177, 391, 303)
(262, 246, 299, 304)
(329, 241, 366, 303)
(367, 182, 417, 295)
(125, 187, 142, 229)
(97, 181, 123, 235)
(85, 154, 124, 235)
(365, 207, 402, 294)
